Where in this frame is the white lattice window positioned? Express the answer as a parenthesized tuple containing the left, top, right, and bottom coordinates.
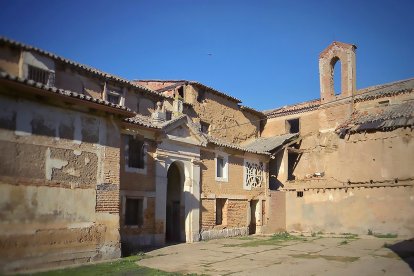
(244, 160, 263, 190)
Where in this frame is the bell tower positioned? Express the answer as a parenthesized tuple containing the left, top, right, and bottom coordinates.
(319, 41, 357, 103)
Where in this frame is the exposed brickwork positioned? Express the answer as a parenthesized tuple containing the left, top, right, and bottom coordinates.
(200, 149, 267, 198)
(201, 199, 215, 229)
(227, 199, 247, 227)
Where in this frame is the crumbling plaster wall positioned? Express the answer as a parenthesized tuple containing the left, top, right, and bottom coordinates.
(200, 148, 268, 233)
(285, 186, 414, 235)
(0, 94, 122, 273)
(282, 128, 413, 185)
(124, 91, 155, 116)
(119, 135, 157, 248)
(186, 85, 260, 144)
(0, 44, 20, 76)
(266, 103, 414, 235)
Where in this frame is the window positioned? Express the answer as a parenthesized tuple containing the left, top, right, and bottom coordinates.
(128, 135, 145, 169)
(177, 86, 184, 99)
(286, 118, 300, 134)
(28, 65, 54, 86)
(106, 90, 121, 105)
(125, 135, 146, 174)
(200, 121, 210, 134)
(297, 191, 304, 198)
(244, 160, 264, 190)
(166, 111, 172, 121)
(216, 198, 227, 225)
(378, 100, 390, 107)
(197, 89, 206, 102)
(217, 157, 224, 177)
(125, 198, 144, 226)
(215, 153, 228, 182)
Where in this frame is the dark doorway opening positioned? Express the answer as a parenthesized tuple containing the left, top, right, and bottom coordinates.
(249, 200, 258, 235)
(287, 152, 299, 181)
(166, 162, 185, 243)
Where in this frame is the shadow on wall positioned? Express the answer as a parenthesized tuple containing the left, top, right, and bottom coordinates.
(388, 238, 414, 272)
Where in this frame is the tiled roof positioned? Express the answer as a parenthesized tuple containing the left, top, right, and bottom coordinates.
(0, 72, 134, 116)
(206, 136, 270, 155)
(124, 114, 160, 129)
(135, 79, 242, 103)
(0, 37, 162, 99)
(123, 113, 269, 155)
(243, 133, 299, 152)
(354, 78, 414, 102)
(239, 105, 265, 118)
(264, 99, 321, 118)
(264, 78, 414, 118)
(336, 101, 414, 135)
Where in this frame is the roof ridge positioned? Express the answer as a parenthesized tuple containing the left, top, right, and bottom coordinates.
(0, 36, 162, 97)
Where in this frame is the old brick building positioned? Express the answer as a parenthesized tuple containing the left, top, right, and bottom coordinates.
(0, 38, 412, 273)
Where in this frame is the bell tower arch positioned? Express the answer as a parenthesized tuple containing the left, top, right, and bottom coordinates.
(319, 41, 357, 103)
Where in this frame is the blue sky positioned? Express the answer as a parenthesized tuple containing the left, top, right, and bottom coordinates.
(0, 0, 413, 110)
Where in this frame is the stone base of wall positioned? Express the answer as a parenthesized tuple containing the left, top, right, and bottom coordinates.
(0, 223, 121, 274)
(200, 227, 249, 241)
(121, 234, 156, 255)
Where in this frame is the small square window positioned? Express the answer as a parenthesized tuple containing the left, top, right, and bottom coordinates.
(125, 198, 144, 226)
(200, 121, 210, 134)
(297, 191, 304, 198)
(286, 118, 300, 134)
(107, 92, 121, 105)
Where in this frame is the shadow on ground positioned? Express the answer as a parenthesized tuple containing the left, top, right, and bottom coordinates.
(387, 238, 414, 272)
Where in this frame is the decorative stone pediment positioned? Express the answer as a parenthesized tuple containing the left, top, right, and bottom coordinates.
(161, 116, 208, 146)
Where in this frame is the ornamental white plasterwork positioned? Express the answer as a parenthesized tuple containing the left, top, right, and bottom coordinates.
(245, 161, 263, 188)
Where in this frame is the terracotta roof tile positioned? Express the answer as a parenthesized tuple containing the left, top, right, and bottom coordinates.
(337, 101, 414, 135)
(0, 72, 134, 116)
(244, 133, 299, 152)
(0, 37, 162, 99)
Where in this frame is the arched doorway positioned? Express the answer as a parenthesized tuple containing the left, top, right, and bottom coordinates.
(166, 161, 185, 243)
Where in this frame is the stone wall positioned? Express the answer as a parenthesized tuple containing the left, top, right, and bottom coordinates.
(0, 93, 122, 273)
(186, 85, 260, 144)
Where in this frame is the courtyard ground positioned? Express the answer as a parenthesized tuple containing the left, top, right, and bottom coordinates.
(32, 233, 413, 275)
(138, 233, 413, 275)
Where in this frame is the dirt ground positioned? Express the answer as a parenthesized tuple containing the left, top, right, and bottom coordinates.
(138, 233, 414, 275)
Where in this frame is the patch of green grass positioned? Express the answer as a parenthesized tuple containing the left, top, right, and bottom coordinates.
(225, 232, 303, 247)
(311, 232, 317, 237)
(31, 254, 195, 276)
(339, 240, 348, 245)
(290, 253, 359, 263)
(374, 233, 398, 239)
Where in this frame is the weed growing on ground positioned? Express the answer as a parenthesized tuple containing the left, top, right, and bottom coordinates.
(290, 253, 359, 263)
(374, 233, 398, 238)
(225, 232, 303, 247)
(339, 240, 349, 245)
(368, 229, 373, 235)
(31, 253, 196, 276)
